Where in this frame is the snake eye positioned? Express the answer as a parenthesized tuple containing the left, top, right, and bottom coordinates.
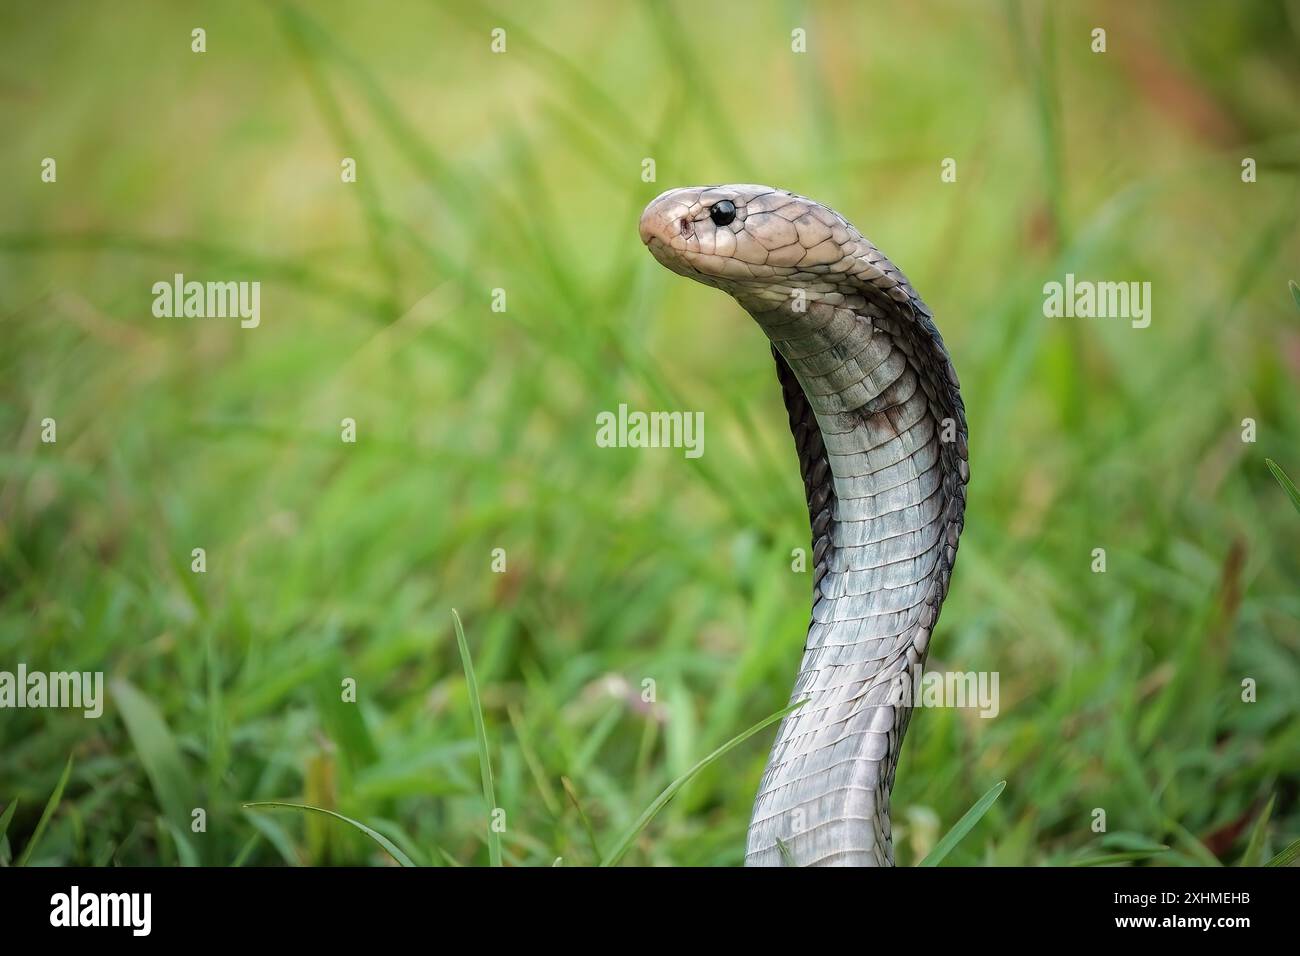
(709, 200, 737, 227)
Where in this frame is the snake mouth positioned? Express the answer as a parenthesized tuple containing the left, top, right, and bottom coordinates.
(639, 189, 703, 248)
(638, 196, 709, 283)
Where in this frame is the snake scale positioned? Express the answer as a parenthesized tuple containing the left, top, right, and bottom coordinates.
(639, 185, 969, 866)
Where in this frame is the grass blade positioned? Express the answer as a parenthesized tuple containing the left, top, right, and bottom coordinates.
(434, 845, 463, 867)
(111, 678, 197, 862)
(231, 832, 262, 867)
(1070, 848, 1169, 866)
(452, 609, 502, 867)
(0, 799, 17, 844)
(163, 818, 201, 867)
(1239, 795, 1275, 866)
(561, 775, 603, 862)
(1167, 817, 1224, 867)
(242, 809, 301, 866)
(1265, 837, 1300, 867)
(918, 780, 1007, 867)
(243, 802, 414, 867)
(1265, 459, 1300, 515)
(600, 699, 805, 867)
(16, 755, 72, 866)
(776, 836, 796, 867)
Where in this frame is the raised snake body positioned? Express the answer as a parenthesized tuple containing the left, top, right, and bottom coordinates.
(639, 185, 969, 866)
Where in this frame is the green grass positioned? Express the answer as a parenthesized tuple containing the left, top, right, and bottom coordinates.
(243, 801, 415, 867)
(1266, 459, 1300, 515)
(600, 698, 804, 866)
(451, 609, 501, 867)
(0, 0, 1298, 866)
(14, 755, 72, 867)
(919, 780, 1007, 867)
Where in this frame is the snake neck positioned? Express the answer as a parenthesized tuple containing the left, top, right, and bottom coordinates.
(740, 279, 968, 867)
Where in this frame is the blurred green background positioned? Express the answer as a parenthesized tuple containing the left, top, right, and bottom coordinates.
(1, 0, 1298, 867)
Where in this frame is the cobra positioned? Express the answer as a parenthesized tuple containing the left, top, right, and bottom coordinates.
(639, 185, 969, 866)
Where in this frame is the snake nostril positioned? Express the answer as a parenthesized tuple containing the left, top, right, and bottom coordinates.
(678, 217, 694, 239)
